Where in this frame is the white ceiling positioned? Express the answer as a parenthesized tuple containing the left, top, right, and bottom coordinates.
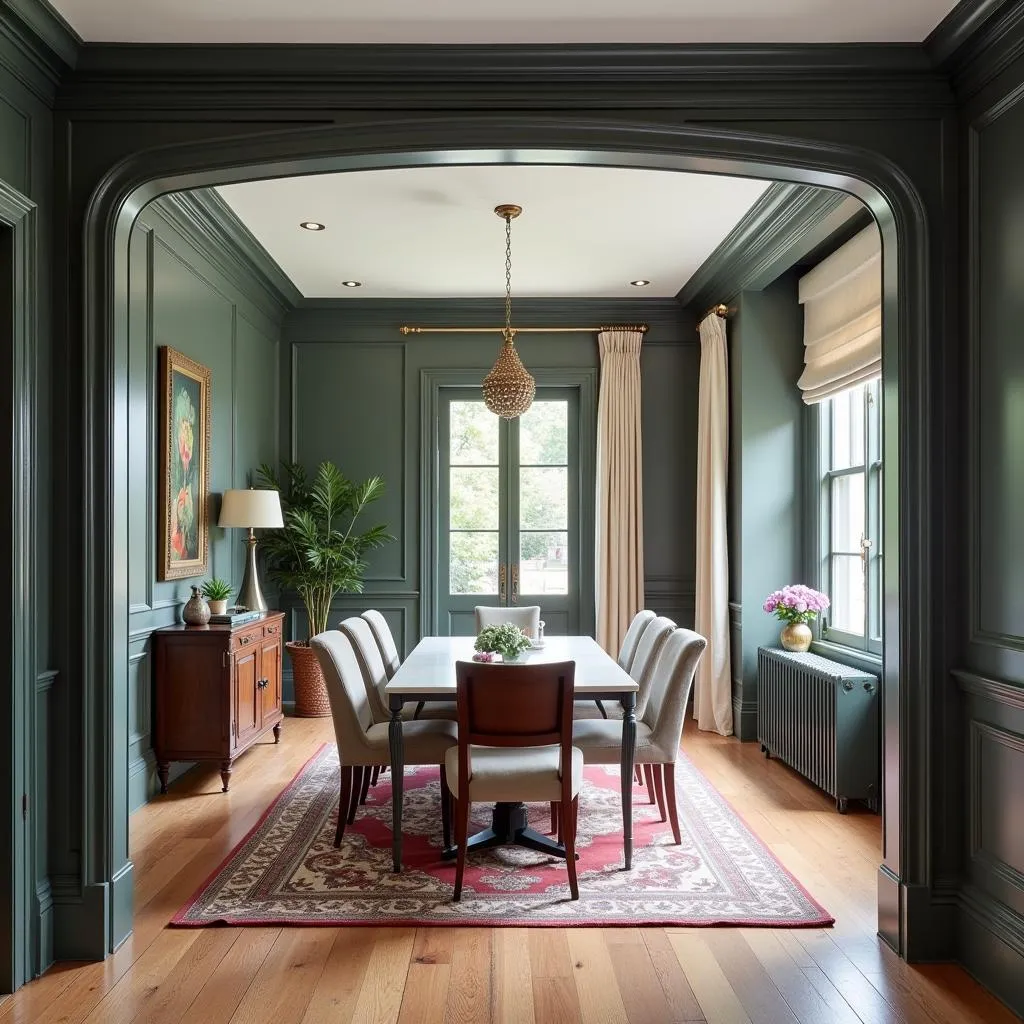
(52, 0, 956, 44)
(215, 165, 772, 299)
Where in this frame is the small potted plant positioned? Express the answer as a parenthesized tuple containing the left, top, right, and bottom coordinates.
(763, 584, 830, 652)
(474, 623, 533, 663)
(201, 577, 233, 615)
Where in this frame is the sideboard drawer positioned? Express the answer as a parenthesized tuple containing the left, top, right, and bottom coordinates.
(263, 620, 282, 639)
(231, 624, 265, 652)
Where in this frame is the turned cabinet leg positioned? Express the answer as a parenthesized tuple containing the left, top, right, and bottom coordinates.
(220, 760, 233, 793)
(273, 721, 282, 743)
(157, 761, 170, 795)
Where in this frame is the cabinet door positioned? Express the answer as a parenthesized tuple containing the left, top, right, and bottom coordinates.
(234, 648, 260, 746)
(259, 639, 282, 727)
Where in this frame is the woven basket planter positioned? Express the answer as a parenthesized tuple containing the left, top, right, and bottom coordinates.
(287, 641, 332, 717)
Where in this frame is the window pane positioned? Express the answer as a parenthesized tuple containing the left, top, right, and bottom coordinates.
(831, 554, 865, 635)
(831, 473, 865, 552)
(520, 401, 568, 464)
(450, 400, 498, 464)
(520, 467, 568, 531)
(450, 532, 499, 594)
(520, 531, 569, 595)
(831, 384, 866, 470)
(449, 468, 498, 530)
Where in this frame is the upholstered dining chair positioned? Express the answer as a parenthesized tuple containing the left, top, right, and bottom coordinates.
(361, 609, 401, 679)
(474, 605, 542, 638)
(571, 628, 706, 844)
(311, 629, 458, 847)
(446, 659, 582, 901)
(587, 608, 657, 719)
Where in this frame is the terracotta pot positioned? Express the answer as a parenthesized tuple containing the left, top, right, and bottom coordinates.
(287, 641, 332, 717)
(780, 621, 813, 652)
(208, 599, 228, 615)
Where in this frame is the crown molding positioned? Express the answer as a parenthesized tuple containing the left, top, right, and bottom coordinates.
(678, 182, 866, 312)
(149, 188, 302, 315)
(0, 0, 78, 99)
(925, 0, 1024, 98)
(58, 42, 952, 114)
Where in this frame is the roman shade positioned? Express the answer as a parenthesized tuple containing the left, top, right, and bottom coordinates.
(797, 225, 882, 404)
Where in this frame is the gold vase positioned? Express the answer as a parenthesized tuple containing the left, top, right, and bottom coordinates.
(780, 621, 812, 652)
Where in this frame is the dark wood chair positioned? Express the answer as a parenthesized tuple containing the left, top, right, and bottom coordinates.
(445, 659, 582, 901)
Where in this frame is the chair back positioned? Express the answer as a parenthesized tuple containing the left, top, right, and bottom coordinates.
(618, 609, 656, 671)
(339, 616, 390, 722)
(311, 630, 375, 757)
(474, 605, 542, 638)
(644, 629, 708, 755)
(361, 609, 401, 679)
(630, 615, 676, 717)
(454, 660, 575, 789)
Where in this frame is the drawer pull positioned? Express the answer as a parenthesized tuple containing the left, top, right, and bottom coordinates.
(238, 634, 254, 646)
(265, 625, 279, 635)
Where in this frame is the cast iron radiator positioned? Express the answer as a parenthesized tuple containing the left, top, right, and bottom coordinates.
(756, 647, 879, 813)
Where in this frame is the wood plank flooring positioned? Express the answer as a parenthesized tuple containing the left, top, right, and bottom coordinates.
(2, 718, 1017, 1024)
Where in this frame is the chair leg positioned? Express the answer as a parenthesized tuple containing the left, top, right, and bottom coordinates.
(564, 796, 580, 900)
(359, 764, 372, 805)
(595, 699, 608, 719)
(643, 763, 657, 804)
(413, 701, 426, 719)
(652, 764, 667, 822)
(664, 763, 681, 844)
(336, 765, 353, 847)
(634, 765, 644, 785)
(347, 766, 363, 824)
(370, 766, 380, 786)
(549, 802, 558, 835)
(440, 764, 452, 850)
(453, 796, 471, 902)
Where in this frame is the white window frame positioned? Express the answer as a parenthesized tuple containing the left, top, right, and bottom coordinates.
(814, 379, 883, 657)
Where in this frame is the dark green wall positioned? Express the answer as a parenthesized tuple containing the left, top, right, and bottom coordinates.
(125, 194, 286, 811)
(280, 299, 696, 701)
(726, 274, 806, 740)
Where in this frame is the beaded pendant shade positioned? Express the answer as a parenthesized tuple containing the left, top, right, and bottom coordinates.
(482, 204, 535, 419)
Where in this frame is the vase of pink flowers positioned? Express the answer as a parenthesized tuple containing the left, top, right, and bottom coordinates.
(762, 584, 830, 653)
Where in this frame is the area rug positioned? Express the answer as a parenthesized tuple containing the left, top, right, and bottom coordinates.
(172, 744, 833, 928)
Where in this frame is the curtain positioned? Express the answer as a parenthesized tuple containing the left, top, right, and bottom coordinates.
(595, 330, 644, 656)
(798, 224, 882, 404)
(693, 312, 733, 736)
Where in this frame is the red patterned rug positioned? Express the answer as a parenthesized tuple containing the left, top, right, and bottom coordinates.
(172, 744, 833, 928)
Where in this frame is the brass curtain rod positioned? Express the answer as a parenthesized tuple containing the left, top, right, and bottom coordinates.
(695, 303, 730, 332)
(399, 324, 648, 335)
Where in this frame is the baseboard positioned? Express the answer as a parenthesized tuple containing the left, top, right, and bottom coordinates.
(34, 878, 53, 977)
(957, 884, 1024, 1017)
(904, 881, 958, 961)
(877, 864, 901, 952)
(129, 750, 194, 810)
(51, 879, 109, 961)
(110, 862, 134, 952)
(731, 693, 758, 741)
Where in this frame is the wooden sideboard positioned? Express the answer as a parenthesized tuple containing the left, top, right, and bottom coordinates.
(153, 611, 285, 793)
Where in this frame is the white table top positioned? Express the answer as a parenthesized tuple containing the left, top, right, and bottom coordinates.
(385, 635, 638, 697)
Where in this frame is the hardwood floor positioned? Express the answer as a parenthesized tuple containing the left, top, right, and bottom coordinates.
(1, 718, 1016, 1024)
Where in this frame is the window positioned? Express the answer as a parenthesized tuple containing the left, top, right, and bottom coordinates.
(817, 379, 882, 654)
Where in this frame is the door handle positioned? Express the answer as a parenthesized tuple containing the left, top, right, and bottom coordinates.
(511, 563, 519, 604)
(498, 563, 507, 603)
(257, 678, 268, 690)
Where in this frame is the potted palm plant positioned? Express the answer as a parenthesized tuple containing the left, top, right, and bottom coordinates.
(256, 460, 393, 717)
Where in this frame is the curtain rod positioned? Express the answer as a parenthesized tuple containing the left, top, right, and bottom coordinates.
(398, 324, 648, 335)
(695, 303, 730, 332)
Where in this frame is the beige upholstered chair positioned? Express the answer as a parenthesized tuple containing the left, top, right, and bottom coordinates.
(311, 629, 458, 847)
(446, 659, 581, 901)
(339, 616, 392, 722)
(572, 628, 706, 843)
(618, 609, 656, 671)
(361, 609, 401, 679)
(474, 605, 542, 638)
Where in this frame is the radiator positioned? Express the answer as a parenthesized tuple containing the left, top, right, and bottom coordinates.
(756, 647, 879, 813)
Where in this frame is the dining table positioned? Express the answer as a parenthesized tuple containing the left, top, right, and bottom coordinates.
(385, 634, 639, 873)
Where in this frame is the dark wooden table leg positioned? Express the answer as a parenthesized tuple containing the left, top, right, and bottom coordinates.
(273, 721, 282, 743)
(389, 697, 405, 872)
(220, 759, 233, 793)
(620, 692, 636, 869)
(157, 761, 170, 795)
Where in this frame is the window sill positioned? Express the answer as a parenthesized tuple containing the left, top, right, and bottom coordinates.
(811, 639, 882, 676)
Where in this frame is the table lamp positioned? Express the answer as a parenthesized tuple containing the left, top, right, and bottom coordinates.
(218, 488, 284, 613)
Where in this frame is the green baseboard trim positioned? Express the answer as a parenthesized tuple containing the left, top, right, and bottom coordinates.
(903, 881, 958, 962)
(877, 864, 901, 953)
(110, 862, 134, 952)
(34, 878, 53, 977)
(129, 751, 194, 810)
(731, 694, 759, 741)
(958, 885, 1024, 1018)
(51, 880, 108, 961)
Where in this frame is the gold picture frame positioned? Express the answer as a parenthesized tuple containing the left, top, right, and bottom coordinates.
(158, 346, 212, 581)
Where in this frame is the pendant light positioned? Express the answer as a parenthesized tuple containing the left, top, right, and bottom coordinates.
(482, 204, 535, 419)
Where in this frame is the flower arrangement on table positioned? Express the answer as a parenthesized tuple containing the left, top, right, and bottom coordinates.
(762, 584, 830, 652)
(473, 623, 533, 663)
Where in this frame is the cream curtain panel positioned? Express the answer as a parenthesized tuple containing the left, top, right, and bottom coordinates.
(693, 312, 733, 736)
(798, 224, 882, 404)
(595, 330, 644, 656)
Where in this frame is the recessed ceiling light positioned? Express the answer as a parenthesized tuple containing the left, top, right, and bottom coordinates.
(299, 221, 325, 231)
(341, 280, 362, 288)
(630, 279, 651, 287)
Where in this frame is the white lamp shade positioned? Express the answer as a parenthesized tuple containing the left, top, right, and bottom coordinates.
(218, 489, 284, 529)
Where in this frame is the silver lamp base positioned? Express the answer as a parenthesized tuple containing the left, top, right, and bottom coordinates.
(237, 530, 268, 613)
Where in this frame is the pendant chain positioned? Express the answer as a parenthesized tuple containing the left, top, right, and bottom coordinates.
(504, 213, 512, 341)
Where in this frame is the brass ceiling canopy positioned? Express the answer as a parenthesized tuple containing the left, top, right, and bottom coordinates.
(482, 204, 535, 419)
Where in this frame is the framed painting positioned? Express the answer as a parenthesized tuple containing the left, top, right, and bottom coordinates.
(158, 347, 212, 580)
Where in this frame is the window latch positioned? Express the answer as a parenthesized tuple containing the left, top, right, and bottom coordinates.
(860, 534, 872, 567)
